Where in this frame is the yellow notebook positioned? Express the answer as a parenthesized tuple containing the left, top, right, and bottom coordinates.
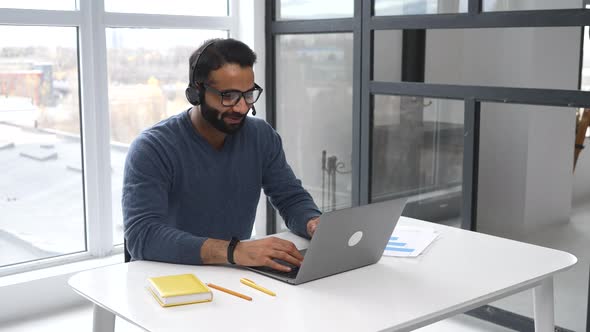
(147, 273, 213, 307)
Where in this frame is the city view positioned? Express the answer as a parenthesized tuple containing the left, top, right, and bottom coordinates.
(0, 25, 226, 267)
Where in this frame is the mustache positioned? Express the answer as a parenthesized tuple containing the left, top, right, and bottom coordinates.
(218, 112, 246, 121)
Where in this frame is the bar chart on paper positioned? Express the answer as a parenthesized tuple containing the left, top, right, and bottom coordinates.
(383, 226, 439, 257)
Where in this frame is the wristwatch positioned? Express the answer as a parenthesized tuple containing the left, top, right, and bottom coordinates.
(227, 237, 240, 265)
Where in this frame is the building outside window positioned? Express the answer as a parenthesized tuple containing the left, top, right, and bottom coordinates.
(0, 0, 242, 274)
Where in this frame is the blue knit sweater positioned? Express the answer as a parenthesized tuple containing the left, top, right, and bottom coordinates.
(122, 109, 321, 265)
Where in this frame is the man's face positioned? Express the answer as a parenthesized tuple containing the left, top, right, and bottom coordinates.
(200, 64, 255, 135)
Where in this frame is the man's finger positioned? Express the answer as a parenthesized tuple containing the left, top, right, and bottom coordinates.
(273, 250, 302, 267)
(270, 238, 304, 261)
(266, 258, 292, 272)
(310, 223, 317, 234)
(277, 241, 304, 261)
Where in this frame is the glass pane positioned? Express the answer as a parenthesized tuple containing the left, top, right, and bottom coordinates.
(374, 27, 582, 90)
(0, 0, 76, 10)
(105, 0, 227, 16)
(484, 0, 585, 11)
(583, 23, 590, 91)
(107, 29, 228, 244)
(0, 26, 84, 267)
(276, 33, 354, 230)
(371, 95, 464, 226)
(477, 102, 583, 331)
(277, 0, 353, 20)
(375, 0, 467, 16)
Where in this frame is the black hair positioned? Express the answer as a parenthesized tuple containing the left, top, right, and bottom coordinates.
(189, 38, 257, 86)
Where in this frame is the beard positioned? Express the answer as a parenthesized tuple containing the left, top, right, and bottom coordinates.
(200, 98, 247, 135)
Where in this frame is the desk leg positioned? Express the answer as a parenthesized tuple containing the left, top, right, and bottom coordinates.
(92, 304, 115, 332)
(533, 278, 555, 332)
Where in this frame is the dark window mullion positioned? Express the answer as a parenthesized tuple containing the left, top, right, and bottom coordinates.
(462, 99, 480, 231)
(359, 0, 373, 205)
(468, 0, 482, 15)
(351, 0, 363, 207)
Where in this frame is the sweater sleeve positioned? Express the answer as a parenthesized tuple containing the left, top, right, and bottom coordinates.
(261, 126, 322, 239)
(122, 135, 206, 265)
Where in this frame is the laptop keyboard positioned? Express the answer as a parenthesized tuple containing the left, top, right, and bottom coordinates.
(252, 249, 307, 279)
(254, 265, 300, 279)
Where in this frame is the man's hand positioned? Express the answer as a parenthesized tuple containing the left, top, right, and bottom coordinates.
(233, 237, 303, 272)
(307, 217, 320, 237)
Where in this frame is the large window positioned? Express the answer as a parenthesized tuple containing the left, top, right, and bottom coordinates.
(0, 25, 84, 267)
(0, 0, 76, 10)
(0, 0, 239, 274)
(104, 0, 228, 16)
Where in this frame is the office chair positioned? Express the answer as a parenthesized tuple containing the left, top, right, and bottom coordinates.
(124, 239, 131, 263)
(574, 108, 590, 170)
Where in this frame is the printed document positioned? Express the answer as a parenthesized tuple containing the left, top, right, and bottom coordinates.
(383, 226, 438, 257)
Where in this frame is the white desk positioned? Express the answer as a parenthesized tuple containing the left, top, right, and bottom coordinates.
(69, 217, 577, 332)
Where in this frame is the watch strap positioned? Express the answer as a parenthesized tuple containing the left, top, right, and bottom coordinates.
(227, 237, 240, 265)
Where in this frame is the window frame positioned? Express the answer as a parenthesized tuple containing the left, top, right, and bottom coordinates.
(0, 0, 240, 276)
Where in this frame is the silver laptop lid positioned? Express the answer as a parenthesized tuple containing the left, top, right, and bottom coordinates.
(294, 197, 407, 284)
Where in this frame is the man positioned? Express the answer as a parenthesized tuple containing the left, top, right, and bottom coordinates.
(123, 38, 321, 272)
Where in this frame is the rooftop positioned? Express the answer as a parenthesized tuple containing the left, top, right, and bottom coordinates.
(0, 121, 127, 267)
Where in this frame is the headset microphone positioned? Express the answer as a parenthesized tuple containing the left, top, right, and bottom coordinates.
(251, 105, 256, 116)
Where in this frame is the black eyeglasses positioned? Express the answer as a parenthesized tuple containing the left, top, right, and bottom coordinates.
(202, 83, 263, 107)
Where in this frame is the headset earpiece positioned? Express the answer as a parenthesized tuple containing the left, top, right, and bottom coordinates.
(185, 86, 201, 106)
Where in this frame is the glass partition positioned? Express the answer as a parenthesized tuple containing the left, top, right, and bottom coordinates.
(275, 33, 354, 232)
(375, 0, 467, 16)
(483, 0, 585, 12)
(372, 95, 464, 225)
(277, 0, 354, 20)
(374, 27, 581, 90)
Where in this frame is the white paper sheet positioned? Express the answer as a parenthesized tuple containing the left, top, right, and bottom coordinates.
(383, 226, 438, 257)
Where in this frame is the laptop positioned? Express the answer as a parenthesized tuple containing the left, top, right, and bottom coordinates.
(248, 197, 407, 285)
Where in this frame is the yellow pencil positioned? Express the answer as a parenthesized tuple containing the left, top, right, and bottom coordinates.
(240, 278, 276, 296)
(207, 283, 252, 301)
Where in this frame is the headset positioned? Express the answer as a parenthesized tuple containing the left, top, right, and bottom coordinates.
(185, 40, 215, 106)
(184, 40, 257, 116)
